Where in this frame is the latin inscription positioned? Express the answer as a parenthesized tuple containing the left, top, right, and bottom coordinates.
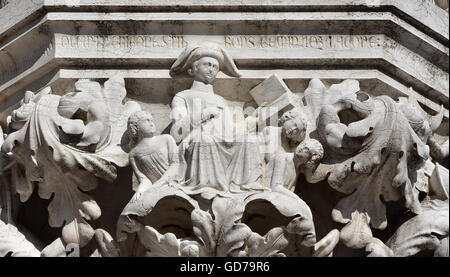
(58, 35, 188, 49)
(224, 35, 381, 49)
(56, 34, 383, 50)
(3, 34, 445, 97)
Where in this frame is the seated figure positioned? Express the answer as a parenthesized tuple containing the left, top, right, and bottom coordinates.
(260, 108, 324, 190)
(126, 110, 180, 201)
(169, 43, 263, 191)
(266, 139, 324, 191)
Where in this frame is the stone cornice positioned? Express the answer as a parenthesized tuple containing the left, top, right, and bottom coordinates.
(1, 0, 448, 43)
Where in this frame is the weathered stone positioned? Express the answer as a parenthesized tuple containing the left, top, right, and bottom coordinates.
(0, 0, 448, 258)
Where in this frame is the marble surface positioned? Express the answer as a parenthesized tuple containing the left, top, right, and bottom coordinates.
(0, 0, 448, 257)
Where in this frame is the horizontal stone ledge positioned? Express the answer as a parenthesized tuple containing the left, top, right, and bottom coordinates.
(41, 11, 448, 48)
(51, 69, 450, 118)
(0, 59, 447, 117)
(1, 12, 446, 73)
(1, 69, 447, 126)
(1, 0, 447, 43)
(1, 33, 447, 103)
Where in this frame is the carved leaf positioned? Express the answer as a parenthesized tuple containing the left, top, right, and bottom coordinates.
(366, 238, 394, 257)
(0, 220, 40, 257)
(1, 78, 140, 247)
(316, 95, 429, 248)
(212, 196, 249, 256)
(191, 209, 216, 256)
(245, 187, 317, 248)
(212, 196, 245, 231)
(303, 78, 359, 130)
(313, 229, 340, 257)
(180, 240, 201, 257)
(338, 212, 373, 249)
(96, 76, 141, 164)
(216, 223, 252, 257)
(11, 163, 34, 202)
(191, 196, 248, 256)
(138, 226, 181, 257)
(91, 229, 119, 257)
(247, 227, 289, 257)
(41, 238, 67, 257)
(434, 237, 449, 257)
(387, 199, 449, 257)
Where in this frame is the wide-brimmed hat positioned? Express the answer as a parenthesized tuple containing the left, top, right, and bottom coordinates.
(169, 43, 242, 77)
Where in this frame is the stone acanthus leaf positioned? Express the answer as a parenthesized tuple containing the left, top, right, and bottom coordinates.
(0, 220, 40, 257)
(185, 195, 302, 257)
(365, 238, 394, 257)
(131, 224, 201, 257)
(139, 226, 183, 257)
(10, 163, 33, 203)
(312, 229, 340, 257)
(246, 227, 289, 257)
(326, 96, 428, 225)
(0, 76, 140, 247)
(302, 78, 360, 133)
(301, 78, 432, 249)
(40, 238, 67, 257)
(387, 198, 449, 257)
(90, 229, 120, 257)
(191, 196, 249, 257)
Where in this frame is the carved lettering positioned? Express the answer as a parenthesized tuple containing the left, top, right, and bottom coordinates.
(57, 35, 188, 49)
(57, 34, 383, 51)
(224, 35, 380, 50)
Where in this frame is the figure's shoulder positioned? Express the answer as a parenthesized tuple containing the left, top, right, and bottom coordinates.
(173, 89, 193, 99)
(159, 134, 178, 145)
(128, 146, 140, 157)
(171, 90, 193, 107)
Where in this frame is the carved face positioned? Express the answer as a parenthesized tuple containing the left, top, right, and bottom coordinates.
(295, 140, 324, 169)
(136, 116, 156, 139)
(282, 118, 306, 143)
(295, 147, 311, 166)
(299, 150, 322, 169)
(190, 57, 220, 84)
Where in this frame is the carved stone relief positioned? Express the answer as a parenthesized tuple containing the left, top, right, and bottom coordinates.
(0, 8, 448, 257)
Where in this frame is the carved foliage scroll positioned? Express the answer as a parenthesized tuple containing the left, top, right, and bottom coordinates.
(1, 76, 140, 247)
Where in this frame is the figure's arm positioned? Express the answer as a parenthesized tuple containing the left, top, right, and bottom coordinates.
(244, 115, 259, 133)
(269, 154, 290, 189)
(153, 136, 180, 186)
(244, 102, 268, 132)
(129, 154, 152, 192)
(262, 127, 282, 162)
(170, 96, 191, 143)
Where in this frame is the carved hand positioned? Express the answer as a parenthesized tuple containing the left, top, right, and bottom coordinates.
(201, 106, 222, 122)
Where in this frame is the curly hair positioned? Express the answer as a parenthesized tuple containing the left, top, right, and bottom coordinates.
(127, 110, 154, 142)
(295, 139, 324, 168)
(279, 108, 308, 127)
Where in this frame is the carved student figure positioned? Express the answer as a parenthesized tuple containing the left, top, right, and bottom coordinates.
(266, 139, 324, 191)
(169, 43, 263, 191)
(127, 110, 180, 200)
(263, 109, 309, 153)
(260, 108, 323, 190)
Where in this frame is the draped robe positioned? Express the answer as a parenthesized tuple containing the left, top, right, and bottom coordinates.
(171, 83, 263, 191)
